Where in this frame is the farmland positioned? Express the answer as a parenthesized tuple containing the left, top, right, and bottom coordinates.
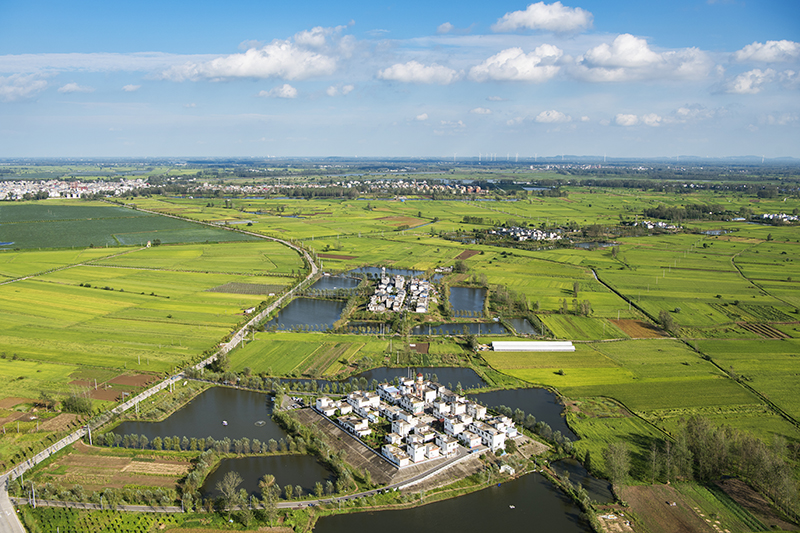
(0, 202, 259, 249)
(1, 175, 800, 531)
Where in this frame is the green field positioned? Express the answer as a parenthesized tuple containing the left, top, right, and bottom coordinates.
(0, 202, 259, 249)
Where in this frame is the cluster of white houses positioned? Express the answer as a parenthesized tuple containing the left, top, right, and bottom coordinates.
(366, 270, 436, 314)
(316, 373, 517, 467)
(490, 226, 562, 241)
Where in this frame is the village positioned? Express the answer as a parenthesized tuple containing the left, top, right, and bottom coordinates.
(366, 270, 437, 314)
(315, 372, 518, 468)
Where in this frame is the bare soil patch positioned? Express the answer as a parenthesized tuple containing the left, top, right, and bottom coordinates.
(456, 249, 480, 260)
(612, 319, 664, 338)
(407, 342, 429, 354)
(619, 484, 714, 533)
(109, 373, 157, 387)
(89, 388, 121, 401)
(0, 397, 36, 409)
(597, 511, 635, 533)
(38, 413, 79, 432)
(318, 253, 357, 260)
(716, 478, 797, 531)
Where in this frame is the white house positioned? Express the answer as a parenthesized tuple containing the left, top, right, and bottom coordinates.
(435, 433, 459, 456)
(458, 430, 482, 449)
(382, 444, 410, 467)
(392, 419, 414, 437)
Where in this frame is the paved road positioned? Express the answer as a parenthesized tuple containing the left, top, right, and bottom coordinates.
(0, 210, 320, 532)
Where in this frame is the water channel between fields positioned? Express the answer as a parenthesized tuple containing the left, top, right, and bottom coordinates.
(313, 472, 592, 533)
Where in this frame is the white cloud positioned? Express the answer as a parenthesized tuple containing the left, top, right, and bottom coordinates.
(580, 115, 590, 122)
(535, 109, 571, 123)
(492, 2, 593, 33)
(470, 107, 492, 114)
(469, 45, 562, 82)
(184, 103, 197, 108)
(615, 114, 639, 126)
(415, 113, 429, 121)
(0, 74, 47, 102)
(674, 104, 715, 122)
(582, 34, 661, 68)
(574, 34, 712, 82)
(377, 61, 461, 84)
(440, 120, 465, 128)
(764, 113, 798, 126)
(258, 84, 298, 98)
(725, 68, 775, 94)
(734, 40, 800, 63)
(506, 117, 524, 126)
(58, 82, 94, 93)
(162, 26, 350, 82)
(122, 84, 141, 92)
(641, 113, 662, 126)
(487, 96, 506, 101)
(437, 22, 454, 34)
(327, 83, 355, 96)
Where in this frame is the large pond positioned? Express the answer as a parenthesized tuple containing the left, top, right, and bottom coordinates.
(202, 455, 331, 499)
(115, 387, 286, 442)
(469, 388, 577, 441)
(506, 318, 538, 335)
(311, 276, 361, 291)
(353, 366, 487, 389)
(449, 287, 486, 313)
(551, 458, 613, 504)
(411, 322, 506, 335)
(265, 298, 345, 330)
(312, 472, 591, 533)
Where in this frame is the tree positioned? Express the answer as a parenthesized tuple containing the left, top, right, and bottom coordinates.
(603, 442, 631, 485)
(216, 471, 243, 513)
(658, 309, 677, 333)
(62, 393, 92, 414)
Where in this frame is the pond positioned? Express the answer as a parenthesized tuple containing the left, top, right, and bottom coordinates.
(346, 267, 424, 278)
(115, 387, 287, 442)
(265, 298, 345, 330)
(506, 318, 538, 335)
(468, 388, 577, 441)
(201, 455, 332, 499)
(449, 287, 486, 314)
(311, 276, 361, 291)
(411, 322, 507, 335)
(312, 472, 591, 533)
(551, 458, 613, 504)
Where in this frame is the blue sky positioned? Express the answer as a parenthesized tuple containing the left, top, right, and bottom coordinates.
(0, 0, 798, 158)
